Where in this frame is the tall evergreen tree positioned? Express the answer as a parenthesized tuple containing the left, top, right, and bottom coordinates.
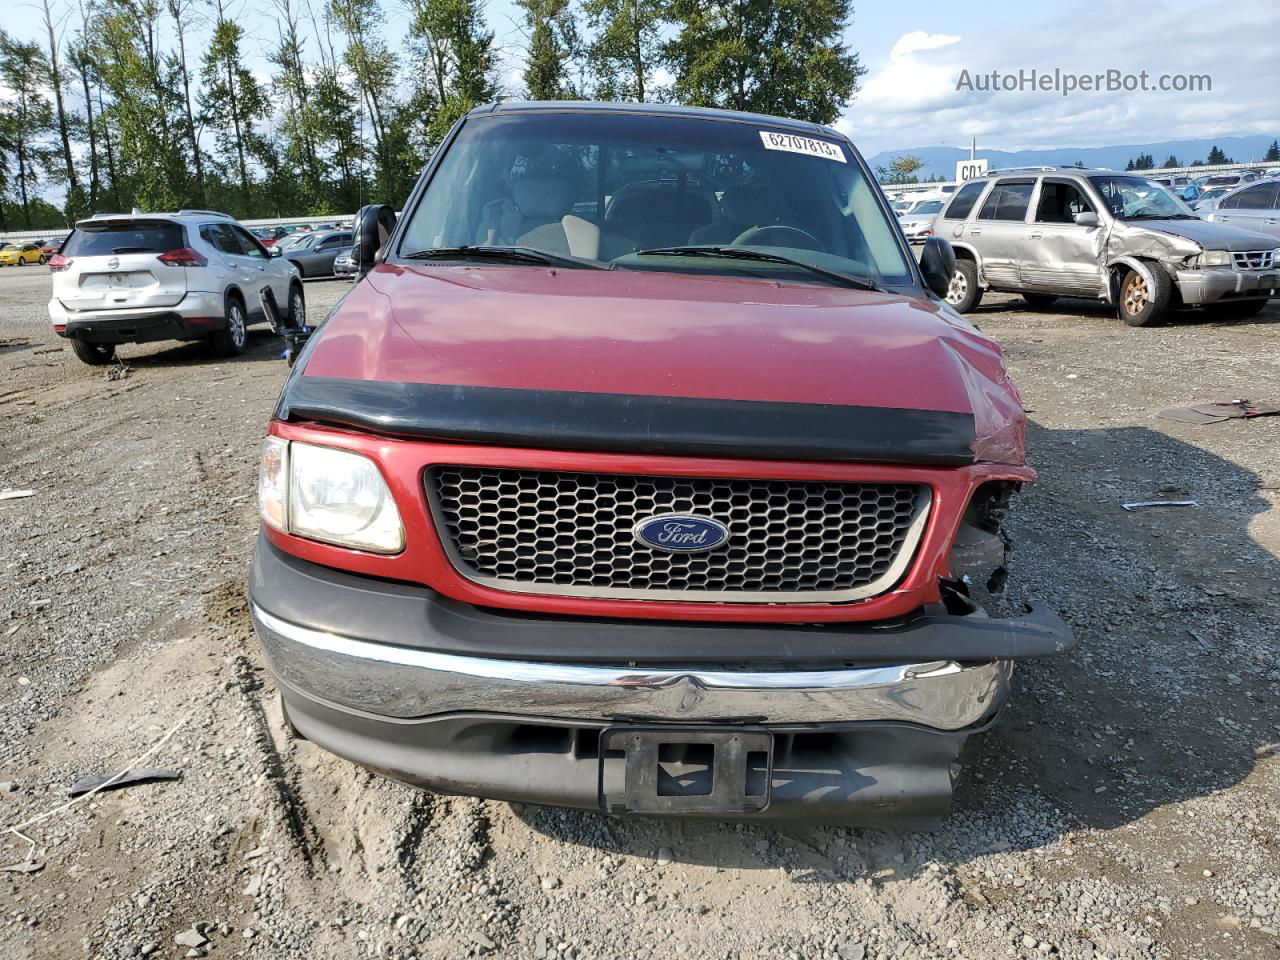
(665, 0, 864, 125)
(518, 0, 579, 100)
(328, 0, 408, 202)
(166, 0, 208, 205)
(1206, 145, 1231, 165)
(200, 0, 269, 211)
(1265, 140, 1280, 163)
(91, 0, 191, 210)
(584, 0, 667, 101)
(38, 0, 84, 219)
(405, 0, 499, 148)
(0, 31, 57, 227)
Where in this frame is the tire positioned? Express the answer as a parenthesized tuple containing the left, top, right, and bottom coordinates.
(287, 283, 306, 327)
(1207, 299, 1268, 320)
(70, 337, 116, 366)
(1022, 292, 1059, 309)
(209, 295, 249, 357)
(17, 257, 26, 267)
(1118, 265, 1173, 327)
(38, 254, 47, 265)
(945, 259, 983, 313)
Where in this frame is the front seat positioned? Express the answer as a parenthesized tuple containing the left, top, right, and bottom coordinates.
(689, 186, 787, 245)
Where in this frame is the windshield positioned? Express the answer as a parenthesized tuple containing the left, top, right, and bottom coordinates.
(1088, 176, 1194, 219)
(398, 111, 912, 287)
(910, 201, 945, 215)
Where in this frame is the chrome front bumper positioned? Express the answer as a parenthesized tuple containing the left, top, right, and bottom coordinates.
(1174, 267, 1278, 305)
(251, 604, 1013, 730)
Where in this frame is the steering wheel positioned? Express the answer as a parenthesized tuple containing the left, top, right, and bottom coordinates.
(731, 224, 824, 251)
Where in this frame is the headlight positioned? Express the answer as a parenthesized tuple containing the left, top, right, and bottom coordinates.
(1198, 250, 1232, 267)
(258, 438, 405, 553)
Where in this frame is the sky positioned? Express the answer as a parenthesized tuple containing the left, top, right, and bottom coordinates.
(4, 0, 1278, 160)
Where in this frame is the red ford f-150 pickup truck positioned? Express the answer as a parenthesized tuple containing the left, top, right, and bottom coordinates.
(250, 101, 1073, 825)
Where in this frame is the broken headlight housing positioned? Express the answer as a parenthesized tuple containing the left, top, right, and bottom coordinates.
(1196, 249, 1232, 268)
(257, 437, 405, 554)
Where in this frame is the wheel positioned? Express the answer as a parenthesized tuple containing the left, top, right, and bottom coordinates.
(209, 295, 248, 357)
(945, 259, 983, 313)
(38, 254, 47, 265)
(1022, 292, 1059, 309)
(70, 337, 116, 365)
(1118, 266, 1172, 327)
(1207, 299, 1268, 320)
(287, 284, 306, 327)
(17, 257, 27, 267)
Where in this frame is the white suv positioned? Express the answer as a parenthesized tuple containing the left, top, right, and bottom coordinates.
(48, 210, 304, 365)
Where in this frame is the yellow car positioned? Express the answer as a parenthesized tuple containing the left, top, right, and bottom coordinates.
(0, 242, 45, 266)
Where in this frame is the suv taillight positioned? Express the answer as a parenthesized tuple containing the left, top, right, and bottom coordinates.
(157, 247, 207, 267)
(48, 253, 71, 272)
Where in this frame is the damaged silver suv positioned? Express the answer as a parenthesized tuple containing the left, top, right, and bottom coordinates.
(936, 167, 1279, 325)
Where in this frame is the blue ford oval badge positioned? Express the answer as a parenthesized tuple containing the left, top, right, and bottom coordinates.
(633, 514, 730, 553)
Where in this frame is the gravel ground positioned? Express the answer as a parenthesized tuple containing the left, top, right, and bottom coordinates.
(2, 265, 1279, 960)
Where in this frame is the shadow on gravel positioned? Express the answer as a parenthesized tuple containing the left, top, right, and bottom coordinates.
(508, 421, 1279, 877)
(973, 293, 1280, 327)
(115, 329, 286, 368)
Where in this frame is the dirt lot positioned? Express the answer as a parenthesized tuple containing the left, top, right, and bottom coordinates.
(2, 264, 1279, 960)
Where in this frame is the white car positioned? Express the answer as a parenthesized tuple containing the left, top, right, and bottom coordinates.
(48, 210, 304, 365)
(898, 198, 946, 244)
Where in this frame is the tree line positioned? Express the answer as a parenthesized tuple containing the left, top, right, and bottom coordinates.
(0, 0, 865, 231)
(1124, 141, 1280, 171)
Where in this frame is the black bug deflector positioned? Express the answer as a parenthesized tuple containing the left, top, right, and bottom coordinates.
(275, 376, 979, 466)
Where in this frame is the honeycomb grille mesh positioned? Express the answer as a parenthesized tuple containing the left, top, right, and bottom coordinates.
(427, 466, 930, 601)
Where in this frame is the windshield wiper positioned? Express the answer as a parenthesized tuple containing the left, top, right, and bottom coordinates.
(402, 245, 608, 270)
(627, 245, 884, 291)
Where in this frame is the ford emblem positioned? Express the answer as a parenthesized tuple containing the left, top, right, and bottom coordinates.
(633, 514, 730, 553)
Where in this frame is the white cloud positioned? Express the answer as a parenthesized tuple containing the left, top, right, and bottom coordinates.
(844, 0, 1280, 156)
(888, 31, 961, 60)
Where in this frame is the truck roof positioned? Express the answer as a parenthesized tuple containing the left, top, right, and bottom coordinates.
(468, 100, 839, 139)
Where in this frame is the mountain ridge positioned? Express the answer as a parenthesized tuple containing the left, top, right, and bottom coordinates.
(866, 134, 1279, 180)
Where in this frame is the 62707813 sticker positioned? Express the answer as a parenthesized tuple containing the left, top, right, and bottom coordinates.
(758, 130, 847, 163)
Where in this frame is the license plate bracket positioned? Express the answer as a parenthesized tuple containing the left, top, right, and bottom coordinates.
(599, 726, 772, 815)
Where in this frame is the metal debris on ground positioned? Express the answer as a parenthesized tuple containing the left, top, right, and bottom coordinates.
(1121, 500, 1200, 511)
(68, 767, 182, 797)
(105, 359, 131, 381)
(1158, 399, 1280, 425)
(0, 489, 36, 501)
(0, 859, 44, 874)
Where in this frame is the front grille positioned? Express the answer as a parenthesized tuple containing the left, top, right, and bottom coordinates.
(1232, 250, 1276, 271)
(426, 466, 931, 602)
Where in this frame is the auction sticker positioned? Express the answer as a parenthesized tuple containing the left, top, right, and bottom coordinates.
(758, 131, 846, 163)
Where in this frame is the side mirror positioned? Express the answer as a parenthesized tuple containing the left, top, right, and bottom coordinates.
(354, 204, 398, 278)
(268, 245, 282, 258)
(919, 237, 956, 299)
(1074, 211, 1100, 228)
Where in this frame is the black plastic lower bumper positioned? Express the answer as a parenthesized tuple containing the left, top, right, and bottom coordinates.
(279, 680, 978, 826)
(62, 313, 224, 345)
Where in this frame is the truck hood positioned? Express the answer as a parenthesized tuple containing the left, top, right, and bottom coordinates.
(1131, 218, 1278, 251)
(292, 264, 1027, 465)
